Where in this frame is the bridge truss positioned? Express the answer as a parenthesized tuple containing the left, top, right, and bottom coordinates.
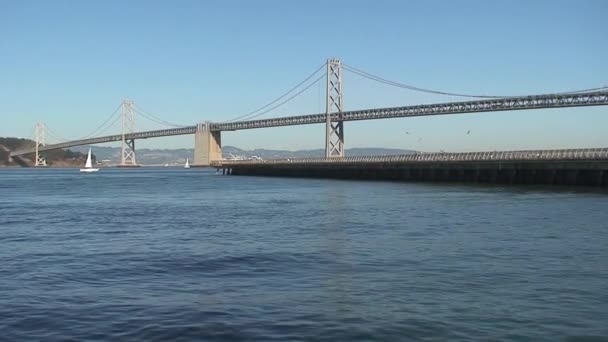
(214, 90, 608, 131)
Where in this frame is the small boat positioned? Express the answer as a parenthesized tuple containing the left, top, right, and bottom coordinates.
(184, 158, 190, 169)
(80, 148, 99, 173)
(164, 163, 169, 167)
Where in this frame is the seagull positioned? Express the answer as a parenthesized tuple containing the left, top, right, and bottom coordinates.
(466, 130, 471, 135)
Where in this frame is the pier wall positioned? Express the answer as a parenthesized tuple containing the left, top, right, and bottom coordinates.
(223, 160, 608, 187)
(193, 123, 222, 167)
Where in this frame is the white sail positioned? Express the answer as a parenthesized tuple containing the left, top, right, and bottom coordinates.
(184, 158, 190, 168)
(80, 148, 99, 172)
(85, 148, 93, 168)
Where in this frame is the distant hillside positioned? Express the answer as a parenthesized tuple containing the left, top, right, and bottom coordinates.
(70, 145, 416, 164)
(0, 137, 91, 167)
(1, 138, 416, 166)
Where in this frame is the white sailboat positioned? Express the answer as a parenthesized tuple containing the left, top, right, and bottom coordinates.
(184, 158, 190, 169)
(80, 148, 99, 173)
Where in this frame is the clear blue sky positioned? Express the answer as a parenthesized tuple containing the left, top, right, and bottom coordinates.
(1, 0, 606, 151)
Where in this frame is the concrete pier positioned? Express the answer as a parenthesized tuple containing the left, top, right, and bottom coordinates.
(223, 161, 608, 187)
(213, 150, 608, 188)
(193, 122, 222, 167)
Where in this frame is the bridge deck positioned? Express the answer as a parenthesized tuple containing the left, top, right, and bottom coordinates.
(213, 91, 608, 131)
(10, 91, 608, 156)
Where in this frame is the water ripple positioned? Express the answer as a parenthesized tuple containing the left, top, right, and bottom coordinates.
(1, 168, 607, 341)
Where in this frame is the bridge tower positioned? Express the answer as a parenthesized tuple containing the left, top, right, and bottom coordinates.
(34, 122, 47, 167)
(120, 99, 138, 167)
(325, 58, 344, 158)
(193, 121, 222, 167)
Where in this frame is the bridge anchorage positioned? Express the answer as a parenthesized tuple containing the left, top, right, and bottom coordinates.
(192, 121, 221, 167)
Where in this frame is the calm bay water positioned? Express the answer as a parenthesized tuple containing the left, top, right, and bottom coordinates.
(1, 168, 607, 341)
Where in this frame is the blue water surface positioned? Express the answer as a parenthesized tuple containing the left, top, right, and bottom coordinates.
(1, 168, 607, 341)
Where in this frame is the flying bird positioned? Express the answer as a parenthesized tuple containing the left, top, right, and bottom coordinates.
(466, 130, 471, 135)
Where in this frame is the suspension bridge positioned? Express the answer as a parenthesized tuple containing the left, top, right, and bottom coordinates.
(9, 58, 608, 173)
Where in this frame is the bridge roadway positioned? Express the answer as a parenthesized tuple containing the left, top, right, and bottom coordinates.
(10, 90, 608, 156)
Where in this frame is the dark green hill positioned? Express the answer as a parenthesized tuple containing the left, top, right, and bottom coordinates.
(0, 137, 92, 167)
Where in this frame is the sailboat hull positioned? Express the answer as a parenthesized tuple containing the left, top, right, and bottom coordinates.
(80, 168, 100, 173)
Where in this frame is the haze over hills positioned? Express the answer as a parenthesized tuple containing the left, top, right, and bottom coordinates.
(71, 146, 416, 165)
(1, 136, 415, 166)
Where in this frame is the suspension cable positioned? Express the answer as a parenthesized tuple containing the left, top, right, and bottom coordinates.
(225, 63, 326, 122)
(231, 72, 326, 122)
(78, 103, 124, 139)
(28, 103, 123, 145)
(343, 63, 608, 99)
(89, 114, 122, 137)
(133, 105, 187, 128)
(44, 126, 70, 143)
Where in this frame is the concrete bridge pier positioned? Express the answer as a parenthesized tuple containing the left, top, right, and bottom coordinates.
(193, 122, 222, 167)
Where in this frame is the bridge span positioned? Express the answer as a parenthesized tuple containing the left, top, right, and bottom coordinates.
(10, 59, 608, 168)
(10, 90, 608, 162)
